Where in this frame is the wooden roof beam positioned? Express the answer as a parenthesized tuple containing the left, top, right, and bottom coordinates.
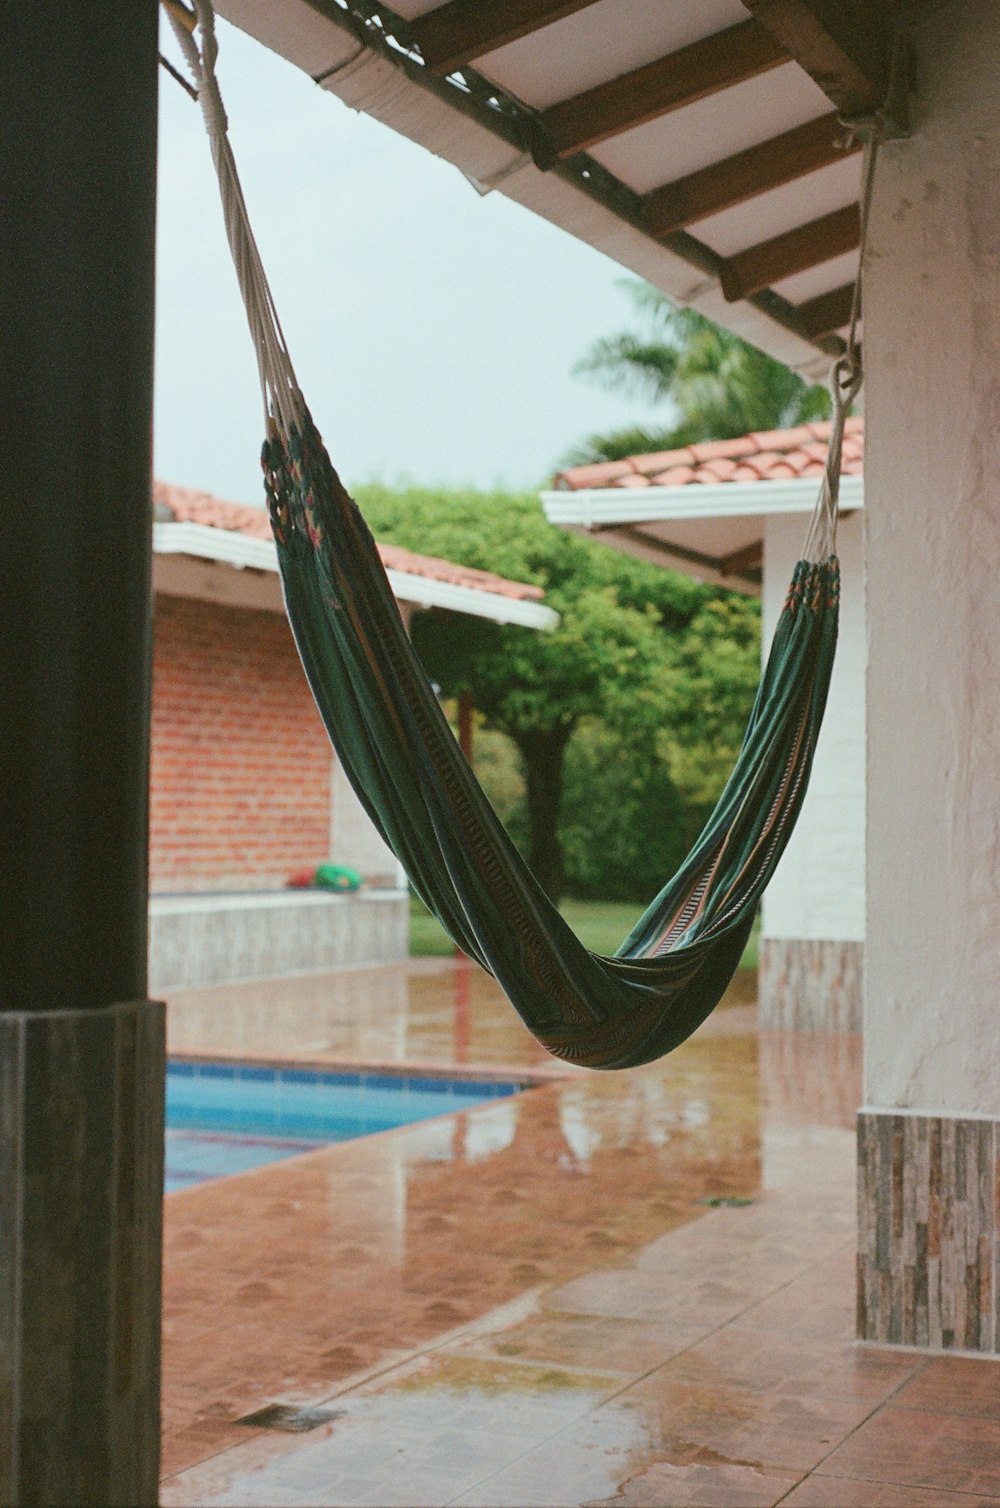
(411, 0, 602, 76)
(596, 526, 762, 587)
(540, 20, 788, 162)
(796, 281, 856, 338)
(718, 540, 764, 576)
(740, 1, 890, 116)
(720, 202, 860, 301)
(643, 112, 857, 239)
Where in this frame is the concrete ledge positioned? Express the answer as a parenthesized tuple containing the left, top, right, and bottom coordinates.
(858, 1109, 1000, 1353)
(0, 999, 164, 1505)
(149, 889, 409, 990)
(758, 937, 863, 1032)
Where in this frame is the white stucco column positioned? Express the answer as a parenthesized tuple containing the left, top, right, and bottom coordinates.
(858, 0, 1000, 1351)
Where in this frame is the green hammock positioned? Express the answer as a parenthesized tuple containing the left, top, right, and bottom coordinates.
(170, 0, 859, 1069)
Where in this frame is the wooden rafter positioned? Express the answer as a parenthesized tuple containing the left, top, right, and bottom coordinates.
(597, 525, 762, 586)
(796, 281, 855, 337)
(540, 20, 788, 162)
(643, 112, 856, 239)
(411, 0, 602, 76)
(740, 1, 890, 116)
(720, 203, 860, 301)
(718, 540, 765, 576)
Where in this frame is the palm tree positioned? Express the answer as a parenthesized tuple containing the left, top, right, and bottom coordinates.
(567, 281, 830, 465)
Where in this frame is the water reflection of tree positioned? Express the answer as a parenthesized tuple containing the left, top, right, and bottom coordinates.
(404, 1035, 762, 1313)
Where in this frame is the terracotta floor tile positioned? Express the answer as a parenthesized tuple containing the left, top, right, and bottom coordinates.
(450, 1398, 800, 1507)
(650, 1329, 921, 1410)
(163, 987, 766, 1477)
(889, 1352, 1000, 1418)
(782, 1470, 1000, 1506)
(820, 1404, 1000, 1496)
(729, 1248, 859, 1342)
(459, 1312, 706, 1377)
(157, 964, 1000, 1508)
(584, 1459, 800, 1507)
(613, 1374, 863, 1475)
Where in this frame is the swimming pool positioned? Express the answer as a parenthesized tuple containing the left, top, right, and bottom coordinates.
(165, 1060, 521, 1191)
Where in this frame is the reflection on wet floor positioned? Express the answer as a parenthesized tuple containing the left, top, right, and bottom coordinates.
(161, 958, 1000, 1508)
(166, 953, 759, 1075)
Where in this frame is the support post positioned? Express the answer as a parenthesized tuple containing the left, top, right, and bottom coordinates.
(458, 687, 475, 764)
(0, 3, 164, 1501)
(858, 0, 1000, 1353)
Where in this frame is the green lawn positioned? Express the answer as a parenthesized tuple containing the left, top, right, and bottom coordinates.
(409, 894, 759, 969)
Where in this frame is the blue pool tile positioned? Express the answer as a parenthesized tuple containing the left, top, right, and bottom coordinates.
(416, 1078, 453, 1095)
(236, 1064, 275, 1082)
(164, 1058, 528, 1193)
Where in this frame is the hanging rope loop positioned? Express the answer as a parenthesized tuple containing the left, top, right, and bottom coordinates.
(163, 0, 302, 438)
(801, 120, 881, 565)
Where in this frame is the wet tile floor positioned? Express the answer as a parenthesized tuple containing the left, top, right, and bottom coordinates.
(162, 958, 1000, 1507)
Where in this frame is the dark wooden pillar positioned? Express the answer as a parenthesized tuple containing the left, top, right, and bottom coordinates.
(0, 4, 164, 1502)
(457, 688, 475, 764)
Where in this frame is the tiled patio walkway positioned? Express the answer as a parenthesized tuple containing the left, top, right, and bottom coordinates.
(160, 959, 1000, 1507)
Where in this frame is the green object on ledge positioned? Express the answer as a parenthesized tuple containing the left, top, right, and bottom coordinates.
(314, 863, 363, 892)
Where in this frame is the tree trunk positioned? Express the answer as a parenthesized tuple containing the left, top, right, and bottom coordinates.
(514, 726, 573, 902)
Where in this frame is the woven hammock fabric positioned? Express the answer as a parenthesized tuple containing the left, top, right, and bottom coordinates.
(167, 0, 851, 1071)
(263, 414, 840, 1070)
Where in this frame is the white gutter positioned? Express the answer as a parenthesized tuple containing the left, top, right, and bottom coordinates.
(153, 521, 558, 631)
(382, 568, 558, 630)
(541, 473, 864, 531)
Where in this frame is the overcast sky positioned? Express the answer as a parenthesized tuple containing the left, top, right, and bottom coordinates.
(154, 15, 667, 507)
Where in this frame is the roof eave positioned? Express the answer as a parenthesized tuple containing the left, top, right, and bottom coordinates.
(541, 471, 864, 528)
(214, 0, 843, 381)
(152, 521, 559, 630)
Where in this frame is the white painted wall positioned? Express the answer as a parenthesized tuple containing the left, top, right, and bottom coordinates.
(864, 0, 1000, 1116)
(328, 760, 404, 886)
(329, 598, 412, 888)
(761, 510, 866, 942)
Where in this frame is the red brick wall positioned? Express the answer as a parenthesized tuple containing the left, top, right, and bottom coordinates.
(150, 595, 332, 891)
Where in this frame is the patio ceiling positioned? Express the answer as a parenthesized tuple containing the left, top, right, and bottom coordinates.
(215, 0, 910, 379)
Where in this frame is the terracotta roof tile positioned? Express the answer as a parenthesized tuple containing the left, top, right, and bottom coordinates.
(749, 450, 784, 472)
(629, 447, 696, 474)
(749, 424, 815, 451)
(378, 542, 545, 600)
(553, 459, 636, 489)
(152, 481, 545, 602)
(656, 464, 699, 486)
(695, 457, 740, 481)
(610, 474, 651, 489)
(554, 417, 865, 491)
(688, 436, 757, 462)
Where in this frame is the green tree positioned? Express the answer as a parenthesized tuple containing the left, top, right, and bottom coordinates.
(569, 281, 830, 464)
(559, 720, 688, 902)
(356, 484, 709, 900)
(659, 593, 763, 836)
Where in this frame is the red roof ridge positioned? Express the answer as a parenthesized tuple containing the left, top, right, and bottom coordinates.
(377, 542, 545, 601)
(555, 416, 865, 492)
(153, 480, 544, 602)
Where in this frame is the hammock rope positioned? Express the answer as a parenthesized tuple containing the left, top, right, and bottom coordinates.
(167, 1, 879, 1069)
